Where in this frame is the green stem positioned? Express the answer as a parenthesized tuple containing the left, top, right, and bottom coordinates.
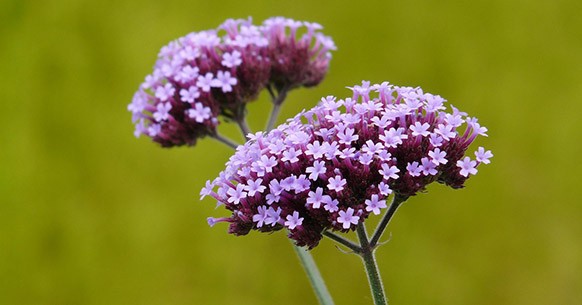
(237, 116, 252, 140)
(265, 85, 289, 132)
(323, 231, 361, 253)
(369, 195, 407, 248)
(210, 133, 240, 150)
(357, 223, 387, 305)
(266, 102, 282, 132)
(292, 242, 335, 305)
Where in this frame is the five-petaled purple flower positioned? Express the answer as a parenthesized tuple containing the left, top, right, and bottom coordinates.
(202, 81, 491, 248)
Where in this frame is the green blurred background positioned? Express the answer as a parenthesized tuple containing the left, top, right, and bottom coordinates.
(1, 0, 581, 304)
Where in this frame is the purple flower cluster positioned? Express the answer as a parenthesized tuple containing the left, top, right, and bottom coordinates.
(128, 17, 336, 147)
(202, 81, 492, 248)
(262, 17, 337, 91)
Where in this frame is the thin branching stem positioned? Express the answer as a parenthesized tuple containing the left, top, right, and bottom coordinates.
(266, 103, 282, 132)
(266, 86, 289, 132)
(210, 133, 240, 150)
(369, 195, 408, 248)
(292, 243, 335, 305)
(357, 223, 387, 305)
(323, 231, 361, 253)
(235, 116, 252, 140)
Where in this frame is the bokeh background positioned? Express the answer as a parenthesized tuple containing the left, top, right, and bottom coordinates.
(1, 0, 581, 304)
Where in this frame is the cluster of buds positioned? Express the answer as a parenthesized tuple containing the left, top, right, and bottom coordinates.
(262, 17, 337, 92)
(202, 81, 492, 248)
(128, 17, 336, 147)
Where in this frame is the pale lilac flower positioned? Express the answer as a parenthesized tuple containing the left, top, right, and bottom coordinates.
(362, 140, 383, 155)
(365, 195, 387, 215)
(180, 86, 200, 103)
(349, 81, 372, 100)
(305, 141, 325, 159)
(253, 206, 269, 227)
(280, 175, 296, 192)
(306, 160, 327, 180)
(457, 157, 478, 177)
(475, 147, 493, 164)
(147, 124, 161, 137)
(371, 114, 392, 129)
(337, 127, 359, 145)
(133, 120, 147, 138)
(425, 94, 445, 112)
(379, 164, 400, 180)
(359, 153, 374, 165)
(377, 150, 392, 162)
(211, 71, 238, 93)
(294, 175, 311, 192)
(378, 182, 392, 196)
(429, 133, 444, 147)
(339, 147, 356, 159)
(407, 161, 422, 177)
(221, 50, 243, 68)
(128, 92, 147, 115)
(435, 124, 456, 140)
(323, 198, 339, 212)
(420, 157, 438, 176)
(410, 122, 431, 137)
(429, 148, 448, 165)
(200, 180, 215, 200)
(153, 102, 172, 122)
(285, 211, 304, 230)
(327, 175, 346, 192)
(337, 208, 360, 229)
(445, 113, 464, 127)
(282, 148, 301, 163)
(179, 45, 200, 61)
(257, 155, 277, 175)
(380, 127, 408, 148)
(155, 83, 175, 102)
(187, 103, 212, 123)
(264, 207, 282, 226)
(307, 187, 328, 209)
(175, 65, 200, 83)
(245, 178, 266, 196)
(197, 72, 215, 92)
(227, 184, 247, 205)
(268, 140, 285, 155)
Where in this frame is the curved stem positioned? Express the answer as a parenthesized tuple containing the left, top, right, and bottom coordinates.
(323, 231, 361, 253)
(369, 195, 408, 248)
(210, 133, 240, 150)
(357, 223, 387, 305)
(265, 86, 290, 132)
(237, 116, 253, 140)
(292, 242, 335, 305)
(266, 103, 283, 132)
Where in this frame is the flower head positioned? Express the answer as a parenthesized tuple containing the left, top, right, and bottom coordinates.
(202, 81, 490, 248)
(130, 17, 335, 147)
(262, 17, 336, 91)
(129, 18, 273, 147)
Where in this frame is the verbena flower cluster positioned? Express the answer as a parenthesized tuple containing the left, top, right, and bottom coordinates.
(128, 17, 336, 147)
(202, 81, 492, 248)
